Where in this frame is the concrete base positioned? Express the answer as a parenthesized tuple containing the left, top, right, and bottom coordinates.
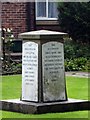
(0, 98, 90, 114)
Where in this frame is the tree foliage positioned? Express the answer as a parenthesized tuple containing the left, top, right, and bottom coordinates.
(58, 2, 90, 43)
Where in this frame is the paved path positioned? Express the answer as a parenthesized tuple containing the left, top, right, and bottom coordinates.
(65, 72, 90, 78)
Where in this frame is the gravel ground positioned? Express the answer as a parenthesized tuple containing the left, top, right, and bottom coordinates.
(65, 71, 90, 78)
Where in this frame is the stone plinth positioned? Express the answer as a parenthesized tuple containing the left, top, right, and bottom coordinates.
(0, 99, 89, 114)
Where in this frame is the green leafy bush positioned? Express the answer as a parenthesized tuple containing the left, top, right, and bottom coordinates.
(64, 40, 90, 71)
(2, 61, 22, 75)
(64, 40, 90, 60)
(65, 58, 89, 71)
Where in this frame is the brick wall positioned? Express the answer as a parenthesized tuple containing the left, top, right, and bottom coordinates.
(1, 2, 60, 39)
(2, 2, 28, 38)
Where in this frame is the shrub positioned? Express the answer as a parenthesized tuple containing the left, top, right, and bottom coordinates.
(64, 40, 89, 71)
(2, 61, 22, 75)
(64, 40, 90, 60)
(58, 2, 90, 43)
(65, 58, 89, 71)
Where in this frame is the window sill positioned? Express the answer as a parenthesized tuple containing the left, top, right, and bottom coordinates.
(36, 17, 58, 20)
(36, 20, 59, 25)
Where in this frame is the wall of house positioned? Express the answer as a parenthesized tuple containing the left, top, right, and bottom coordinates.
(2, 2, 28, 38)
(1, 2, 61, 61)
(2, 2, 61, 39)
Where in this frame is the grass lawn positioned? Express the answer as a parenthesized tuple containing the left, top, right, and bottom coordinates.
(0, 75, 89, 118)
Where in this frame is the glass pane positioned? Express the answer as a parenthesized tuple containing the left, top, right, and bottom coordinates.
(37, 2, 46, 17)
(48, 2, 58, 18)
(10, 40, 22, 53)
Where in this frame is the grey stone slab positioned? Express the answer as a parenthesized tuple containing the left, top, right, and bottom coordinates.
(42, 41, 66, 102)
(22, 41, 38, 102)
(0, 98, 90, 114)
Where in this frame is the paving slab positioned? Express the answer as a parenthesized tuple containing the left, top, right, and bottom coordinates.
(0, 98, 90, 114)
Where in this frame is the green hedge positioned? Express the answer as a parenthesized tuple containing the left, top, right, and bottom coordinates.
(64, 40, 90, 59)
(65, 58, 90, 71)
(64, 40, 90, 71)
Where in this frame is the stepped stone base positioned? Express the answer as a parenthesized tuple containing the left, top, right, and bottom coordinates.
(0, 98, 90, 114)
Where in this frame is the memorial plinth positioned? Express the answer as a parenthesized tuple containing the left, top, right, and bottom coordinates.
(19, 30, 67, 103)
(1, 30, 89, 114)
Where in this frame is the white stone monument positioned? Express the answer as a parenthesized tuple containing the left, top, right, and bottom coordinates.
(19, 30, 67, 102)
(1, 30, 89, 114)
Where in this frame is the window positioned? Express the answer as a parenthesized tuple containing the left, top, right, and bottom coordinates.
(10, 40, 22, 53)
(36, 0, 58, 20)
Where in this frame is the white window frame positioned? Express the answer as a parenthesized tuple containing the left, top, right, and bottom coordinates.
(36, 0, 58, 20)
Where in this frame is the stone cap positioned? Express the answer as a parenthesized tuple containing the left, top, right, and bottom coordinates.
(18, 30, 67, 40)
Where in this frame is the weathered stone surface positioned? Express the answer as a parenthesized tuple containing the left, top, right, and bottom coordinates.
(19, 30, 67, 40)
(22, 41, 38, 102)
(21, 30, 67, 102)
(0, 99, 90, 114)
(42, 41, 66, 102)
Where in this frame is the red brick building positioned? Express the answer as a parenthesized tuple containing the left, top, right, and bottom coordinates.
(2, 2, 60, 38)
(1, 1, 61, 60)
